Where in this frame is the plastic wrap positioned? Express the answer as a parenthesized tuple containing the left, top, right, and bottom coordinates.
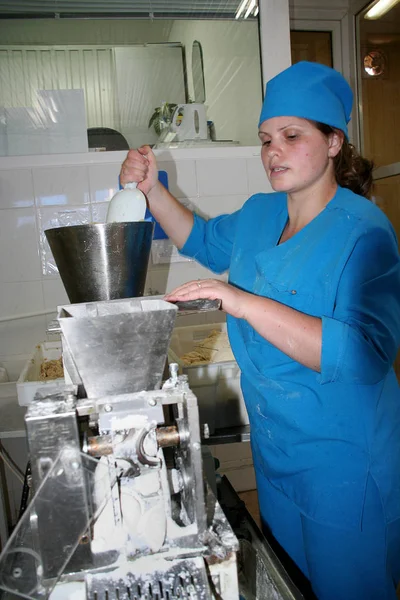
(38, 207, 92, 276)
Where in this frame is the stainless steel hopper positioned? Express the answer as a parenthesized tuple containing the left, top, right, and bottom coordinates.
(45, 222, 154, 304)
(57, 297, 178, 397)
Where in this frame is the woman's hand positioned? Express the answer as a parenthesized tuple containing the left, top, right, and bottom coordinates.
(164, 279, 249, 320)
(120, 146, 159, 195)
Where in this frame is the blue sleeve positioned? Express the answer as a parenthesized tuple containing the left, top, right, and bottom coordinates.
(179, 210, 241, 274)
(320, 225, 400, 385)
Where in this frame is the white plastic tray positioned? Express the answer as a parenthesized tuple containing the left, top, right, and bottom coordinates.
(168, 323, 248, 432)
(17, 341, 64, 407)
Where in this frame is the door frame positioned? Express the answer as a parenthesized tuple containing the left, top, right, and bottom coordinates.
(290, 19, 343, 73)
(350, 0, 400, 181)
(289, 16, 359, 143)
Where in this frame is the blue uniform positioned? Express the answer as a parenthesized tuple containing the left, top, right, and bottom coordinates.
(180, 185, 400, 598)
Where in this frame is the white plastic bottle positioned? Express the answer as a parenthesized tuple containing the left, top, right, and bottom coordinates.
(106, 182, 147, 223)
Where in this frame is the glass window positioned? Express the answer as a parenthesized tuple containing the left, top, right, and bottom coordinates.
(356, 1, 400, 380)
(357, 1, 400, 167)
(0, 2, 263, 155)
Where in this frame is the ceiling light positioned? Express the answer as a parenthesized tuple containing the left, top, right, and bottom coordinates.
(364, 0, 400, 19)
(235, 0, 259, 19)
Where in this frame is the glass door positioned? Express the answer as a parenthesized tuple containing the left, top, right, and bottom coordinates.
(356, 1, 400, 379)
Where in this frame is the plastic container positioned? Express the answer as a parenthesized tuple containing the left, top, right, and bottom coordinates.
(106, 182, 147, 223)
(168, 323, 248, 433)
(17, 342, 64, 407)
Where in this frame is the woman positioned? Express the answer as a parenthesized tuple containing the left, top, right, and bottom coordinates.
(120, 61, 400, 599)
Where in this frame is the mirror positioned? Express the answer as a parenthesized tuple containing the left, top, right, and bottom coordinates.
(0, 4, 263, 153)
(192, 41, 206, 103)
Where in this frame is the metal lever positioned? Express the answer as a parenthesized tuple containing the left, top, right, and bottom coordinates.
(47, 318, 61, 335)
(174, 298, 222, 315)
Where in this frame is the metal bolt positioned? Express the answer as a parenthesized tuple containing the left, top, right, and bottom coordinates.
(148, 398, 157, 406)
(12, 568, 22, 579)
(104, 404, 113, 413)
(169, 363, 179, 382)
(203, 423, 210, 439)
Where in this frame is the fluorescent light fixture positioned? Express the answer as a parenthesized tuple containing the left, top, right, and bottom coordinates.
(244, 0, 256, 19)
(235, 0, 248, 19)
(235, 0, 259, 19)
(364, 0, 400, 19)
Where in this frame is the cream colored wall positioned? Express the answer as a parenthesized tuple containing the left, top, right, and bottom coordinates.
(167, 19, 263, 147)
(0, 19, 174, 45)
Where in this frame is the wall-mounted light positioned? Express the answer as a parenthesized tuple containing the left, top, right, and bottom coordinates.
(364, 0, 400, 20)
(363, 49, 386, 76)
(235, 0, 259, 19)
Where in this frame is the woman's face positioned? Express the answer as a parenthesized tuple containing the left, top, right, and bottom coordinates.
(259, 117, 342, 195)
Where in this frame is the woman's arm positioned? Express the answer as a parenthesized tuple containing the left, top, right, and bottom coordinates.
(165, 279, 322, 372)
(166, 223, 400, 382)
(319, 226, 400, 384)
(244, 292, 322, 371)
(146, 181, 194, 249)
(120, 146, 193, 249)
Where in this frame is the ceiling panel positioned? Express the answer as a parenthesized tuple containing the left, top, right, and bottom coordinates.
(0, 0, 251, 19)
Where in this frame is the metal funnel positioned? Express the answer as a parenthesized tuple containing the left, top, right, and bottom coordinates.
(45, 222, 154, 304)
(58, 298, 178, 396)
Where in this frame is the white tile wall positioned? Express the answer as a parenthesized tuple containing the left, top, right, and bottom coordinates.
(88, 163, 121, 203)
(160, 160, 198, 198)
(0, 208, 41, 282)
(196, 157, 248, 197)
(33, 166, 90, 206)
(0, 169, 34, 208)
(41, 278, 69, 310)
(0, 148, 270, 385)
(246, 155, 273, 196)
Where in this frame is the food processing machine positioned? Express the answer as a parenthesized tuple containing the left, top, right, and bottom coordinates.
(0, 296, 304, 600)
(0, 297, 241, 600)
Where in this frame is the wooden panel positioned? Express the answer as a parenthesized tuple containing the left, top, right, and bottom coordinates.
(290, 31, 333, 67)
(373, 176, 400, 381)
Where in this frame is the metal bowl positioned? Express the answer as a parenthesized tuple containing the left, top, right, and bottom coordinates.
(45, 222, 154, 304)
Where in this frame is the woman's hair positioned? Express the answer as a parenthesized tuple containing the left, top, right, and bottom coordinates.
(315, 122, 374, 199)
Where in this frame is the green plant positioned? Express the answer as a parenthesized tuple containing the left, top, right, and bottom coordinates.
(148, 102, 178, 136)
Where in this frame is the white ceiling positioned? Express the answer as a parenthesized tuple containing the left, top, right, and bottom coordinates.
(0, 0, 249, 18)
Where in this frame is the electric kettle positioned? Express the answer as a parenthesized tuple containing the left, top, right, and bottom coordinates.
(170, 103, 208, 141)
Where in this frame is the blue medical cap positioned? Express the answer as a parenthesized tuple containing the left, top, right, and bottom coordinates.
(258, 61, 353, 139)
